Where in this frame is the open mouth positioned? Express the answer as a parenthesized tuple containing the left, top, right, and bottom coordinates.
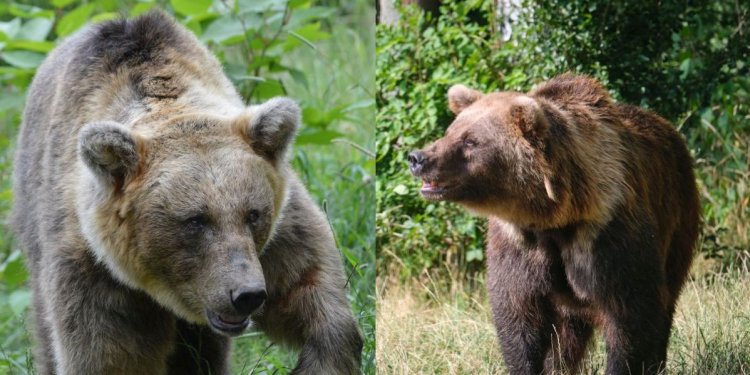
(207, 310, 250, 336)
(421, 179, 450, 199)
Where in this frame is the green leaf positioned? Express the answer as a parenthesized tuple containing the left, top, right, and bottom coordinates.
(466, 248, 483, 262)
(286, 22, 330, 50)
(91, 12, 120, 23)
(344, 99, 375, 112)
(51, 0, 77, 8)
(253, 79, 285, 99)
(98, 0, 119, 12)
(287, 6, 336, 28)
(183, 19, 202, 35)
(295, 129, 343, 145)
(234, 75, 266, 82)
(5, 40, 55, 53)
(0, 66, 34, 76)
(287, 68, 308, 89)
(170, 0, 211, 16)
(56, 3, 95, 37)
(130, 3, 155, 17)
(17, 17, 53, 41)
(9, 289, 31, 316)
(0, 19, 21, 40)
(288, 0, 310, 8)
(2, 50, 45, 68)
(302, 104, 348, 129)
(238, 0, 287, 14)
(0, 93, 24, 111)
(200, 16, 245, 43)
(393, 184, 409, 195)
(679, 58, 691, 80)
(0, 250, 28, 288)
(8, 4, 54, 19)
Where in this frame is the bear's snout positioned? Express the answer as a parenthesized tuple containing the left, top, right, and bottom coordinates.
(231, 287, 267, 315)
(205, 284, 266, 336)
(408, 150, 426, 176)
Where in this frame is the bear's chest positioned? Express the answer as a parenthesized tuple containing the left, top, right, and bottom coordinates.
(522, 226, 599, 307)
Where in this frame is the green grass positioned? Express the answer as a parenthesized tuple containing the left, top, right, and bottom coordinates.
(377, 262, 750, 374)
(0, 2, 374, 374)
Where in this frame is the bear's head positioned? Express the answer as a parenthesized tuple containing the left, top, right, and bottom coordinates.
(409, 85, 557, 225)
(76, 97, 299, 336)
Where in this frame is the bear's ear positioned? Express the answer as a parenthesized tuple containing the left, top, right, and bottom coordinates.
(242, 97, 300, 161)
(448, 84, 483, 114)
(78, 121, 143, 191)
(509, 96, 549, 144)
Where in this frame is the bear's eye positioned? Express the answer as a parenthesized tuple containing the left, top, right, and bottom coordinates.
(246, 209, 260, 226)
(184, 214, 208, 232)
(463, 138, 477, 148)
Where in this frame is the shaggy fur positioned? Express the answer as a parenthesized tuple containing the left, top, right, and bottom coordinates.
(12, 11, 361, 375)
(409, 74, 699, 374)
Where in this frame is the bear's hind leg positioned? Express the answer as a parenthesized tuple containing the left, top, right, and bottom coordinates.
(602, 303, 670, 375)
(592, 218, 672, 375)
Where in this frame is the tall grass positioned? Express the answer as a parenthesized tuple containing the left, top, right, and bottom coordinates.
(377, 263, 750, 375)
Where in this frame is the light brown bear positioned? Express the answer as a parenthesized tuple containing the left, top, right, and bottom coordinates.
(409, 74, 699, 374)
(11, 11, 361, 375)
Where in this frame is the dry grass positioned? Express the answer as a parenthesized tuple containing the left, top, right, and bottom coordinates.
(376, 263, 750, 375)
(376, 277, 503, 374)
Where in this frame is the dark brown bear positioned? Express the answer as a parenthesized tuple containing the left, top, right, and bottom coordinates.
(408, 74, 700, 374)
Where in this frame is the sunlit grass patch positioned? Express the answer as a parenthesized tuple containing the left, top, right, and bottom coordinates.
(377, 267, 750, 375)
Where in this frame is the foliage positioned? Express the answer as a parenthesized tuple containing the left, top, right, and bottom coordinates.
(376, 1, 498, 281)
(376, 0, 750, 280)
(0, 0, 375, 374)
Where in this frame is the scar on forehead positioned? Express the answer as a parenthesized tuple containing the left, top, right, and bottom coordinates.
(143, 171, 168, 194)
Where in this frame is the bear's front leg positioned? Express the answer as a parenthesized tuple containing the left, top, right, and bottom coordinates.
(487, 222, 556, 375)
(287, 277, 362, 375)
(256, 181, 362, 374)
(167, 320, 231, 375)
(42, 249, 177, 375)
(258, 261, 363, 375)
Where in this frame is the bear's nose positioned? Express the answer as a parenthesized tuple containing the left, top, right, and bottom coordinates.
(231, 288, 267, 315)
(408, 150, 426, 175)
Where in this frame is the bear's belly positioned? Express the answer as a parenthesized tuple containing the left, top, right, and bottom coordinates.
(548, 252, 597, 314)
(537, 231, 600, 315)
(559, 246, 598, 302)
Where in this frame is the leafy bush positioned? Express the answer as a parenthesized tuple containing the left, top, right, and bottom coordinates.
(377, 1, 499, 281)
(0, 0, 375, 373)
(376, 0, 750, 281)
